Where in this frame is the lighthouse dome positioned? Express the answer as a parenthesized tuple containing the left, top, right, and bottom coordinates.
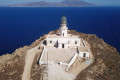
(61, 16, 67, 24)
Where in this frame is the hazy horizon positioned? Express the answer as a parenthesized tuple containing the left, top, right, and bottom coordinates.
(0, 0, 120, 6)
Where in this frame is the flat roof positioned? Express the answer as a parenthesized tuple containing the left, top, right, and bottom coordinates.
(78, 47, 89, 52)
(47, 34, 80, 39)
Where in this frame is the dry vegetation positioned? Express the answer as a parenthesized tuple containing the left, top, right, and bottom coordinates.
(68, 30, 120, 80)
(0, 30, 120, 80)
(0, 34, 47, 80)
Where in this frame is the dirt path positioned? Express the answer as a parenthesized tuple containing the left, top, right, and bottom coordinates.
(22, 46, 39, 80)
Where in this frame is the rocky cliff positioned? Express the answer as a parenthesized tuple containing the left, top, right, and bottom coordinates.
(0, 30, 120, 80)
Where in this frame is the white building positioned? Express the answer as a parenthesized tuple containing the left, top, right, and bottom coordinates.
(39, 16, 91, 71)
(46, 16, 81, 49)
(78, 47, 90, 58)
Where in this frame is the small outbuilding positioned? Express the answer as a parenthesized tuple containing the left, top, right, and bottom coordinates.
(78, 47, 90, 58)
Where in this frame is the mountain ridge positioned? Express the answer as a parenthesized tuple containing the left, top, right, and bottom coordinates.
(9, 0, 96, 7)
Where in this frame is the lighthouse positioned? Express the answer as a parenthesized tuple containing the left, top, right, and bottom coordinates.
(59, 16, 68, 37)
(39, 16, 90, 70)
(46, 16, 81, 49)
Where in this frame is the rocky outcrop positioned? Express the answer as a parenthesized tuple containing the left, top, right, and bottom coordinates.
(67, 30, 120, 80)
(0, 46, 29, 80)
(0, 34, 47, 80)
(0, 30, 120, 80)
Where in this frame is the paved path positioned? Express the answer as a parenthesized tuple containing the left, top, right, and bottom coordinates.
(48, 64, 76, 80)
(42, 46, 77, 63)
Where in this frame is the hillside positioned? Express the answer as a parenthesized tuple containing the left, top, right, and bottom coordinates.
(9, 0, 96, 7)
(0, 30, 120, 80)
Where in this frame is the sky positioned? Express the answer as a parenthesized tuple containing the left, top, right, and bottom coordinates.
(0, 0, 120, 6)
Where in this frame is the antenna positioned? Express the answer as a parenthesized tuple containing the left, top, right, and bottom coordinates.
(47, 52, 48, 67)
(47, 52, 48, 80)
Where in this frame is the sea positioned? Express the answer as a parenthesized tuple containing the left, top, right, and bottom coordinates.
(0, 7, 120, 55)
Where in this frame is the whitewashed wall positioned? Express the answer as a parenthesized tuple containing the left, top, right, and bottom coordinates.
(79, 52, 89, 58)
(66, 53, 78, 71)
(47, 38, 57, 47)
(68, 38, 80, 47)
(58, 44, 62, 49)
(60, 29, 67, 37)
(39, 46, 45, 65)
(59, 62, 69, 66)
(46, 37, 80, 48)
(65, 44, 68, 49)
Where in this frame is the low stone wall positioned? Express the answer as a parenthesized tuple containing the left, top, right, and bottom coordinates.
(59, 62, 69, 66)
(38, 38, 47, 65)
(66, 53, 78, 71)
(81, 39, 87, 47)
(39, 46, 45, 65)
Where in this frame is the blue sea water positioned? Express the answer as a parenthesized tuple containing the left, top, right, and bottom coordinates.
(0, 7, 120, 55)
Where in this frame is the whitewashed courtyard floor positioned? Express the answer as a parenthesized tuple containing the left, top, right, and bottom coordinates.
(41, 46, 77, 64)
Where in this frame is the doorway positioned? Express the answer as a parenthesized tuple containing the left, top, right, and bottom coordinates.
(83, 53, 86, 57)
(62, 44, 64, 48)
(63, 33, 64, 36)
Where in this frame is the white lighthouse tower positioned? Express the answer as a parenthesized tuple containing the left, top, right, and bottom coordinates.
(59, 16, 68, 37)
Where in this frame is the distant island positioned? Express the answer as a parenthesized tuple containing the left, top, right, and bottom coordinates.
(9, 0, 96, 7)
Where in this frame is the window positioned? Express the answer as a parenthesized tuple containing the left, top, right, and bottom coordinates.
(50, 40, 52, 44)
(75, 41, 77, 44)
(62, 44, 64, 48)
(83, 53, 86, 57)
